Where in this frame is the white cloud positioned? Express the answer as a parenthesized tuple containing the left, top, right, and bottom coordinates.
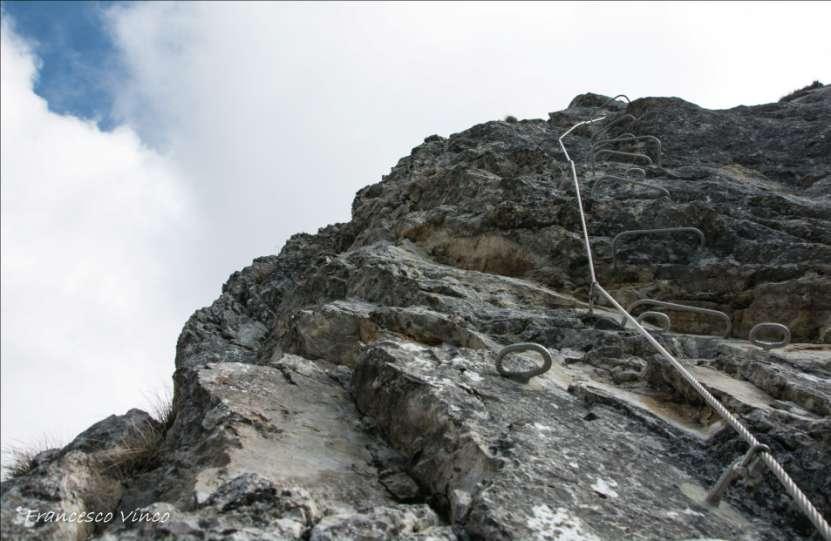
(1, 20, 198, 454)
(103, 1, 831, 277)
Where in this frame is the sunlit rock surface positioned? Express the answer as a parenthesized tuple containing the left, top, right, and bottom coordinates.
(3, 85, 830, 540)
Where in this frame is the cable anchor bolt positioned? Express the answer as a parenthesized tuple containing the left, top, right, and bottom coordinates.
(705, 443, 771, 506)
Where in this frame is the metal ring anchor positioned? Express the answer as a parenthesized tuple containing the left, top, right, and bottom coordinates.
(496, 343, 553, 383)
(592, 135, 662, 165)
(623, 299, 732, 338)
(638, 311, 671, 332)
(749, 322, 791, 350)
(612, 227, 704, 266)
(592, 149, 654, 166)
(706, 444, 771, 506)
(591, 175, 671, 201)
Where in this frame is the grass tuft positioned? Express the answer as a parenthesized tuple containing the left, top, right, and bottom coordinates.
(100, 392, 176, 479)
(2, 438, 61, 480)
(149, 390, 176, 433)
(2, 393, 176, 483)
(98, 419, 165, 479)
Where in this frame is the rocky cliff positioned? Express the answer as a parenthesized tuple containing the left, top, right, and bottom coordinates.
(3, 84, 830, 540)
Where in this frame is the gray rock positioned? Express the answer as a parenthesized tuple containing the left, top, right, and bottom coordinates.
(4, 86, 830, 540)
(309, 504, 455, 541)
(380, 471, 421, 502)
(0, 410, 154, 540)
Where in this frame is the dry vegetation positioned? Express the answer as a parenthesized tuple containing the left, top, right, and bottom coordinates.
(2, 438, 61, 480)
(2, 392, 176, 482)
(100, 391, 176, 479)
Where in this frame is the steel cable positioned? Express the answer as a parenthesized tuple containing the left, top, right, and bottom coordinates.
(558, 116, 831, 540)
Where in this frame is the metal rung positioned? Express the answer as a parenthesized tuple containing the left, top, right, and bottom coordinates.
(706, 444, 771, 506)
(591, 114, 638, 142)
(496, 343, 554, 383)
(749, 322, 791, 350)
(592, 135, 655, 148)
(623, 298, 732, 338)
(592, 135, 640, 147)
(593, 149, 653, 166)
(612, 227, 704, 266)
(598, 94, 631, 108)
(592, 134, 663, 163)
(591, 175, 671, 201)
(638, 311, 671, 331)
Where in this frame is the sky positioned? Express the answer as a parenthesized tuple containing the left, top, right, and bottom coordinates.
(1, 1, 830, 462)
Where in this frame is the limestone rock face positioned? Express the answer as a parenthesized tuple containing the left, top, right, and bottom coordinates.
(3, 85, 830, 540)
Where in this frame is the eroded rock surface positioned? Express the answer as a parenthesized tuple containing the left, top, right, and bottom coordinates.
(3, 85, 830, 540)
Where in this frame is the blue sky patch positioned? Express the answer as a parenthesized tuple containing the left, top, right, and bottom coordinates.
(2, 0, 124, 130)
